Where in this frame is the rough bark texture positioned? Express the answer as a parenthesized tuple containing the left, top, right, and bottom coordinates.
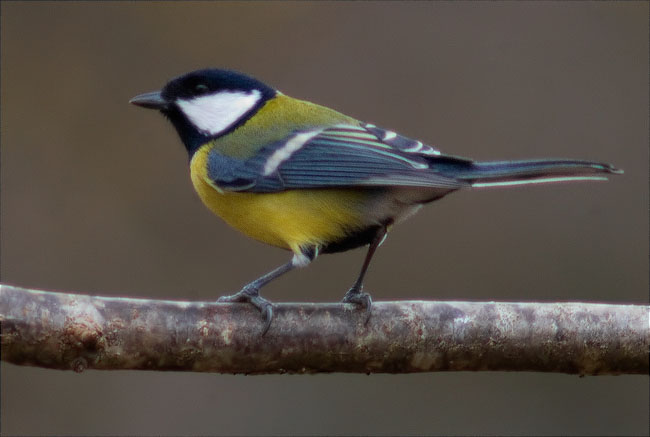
(0, 284, 647, 375)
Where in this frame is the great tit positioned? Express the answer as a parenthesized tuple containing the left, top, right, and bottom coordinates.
(130, 68, 622, 334)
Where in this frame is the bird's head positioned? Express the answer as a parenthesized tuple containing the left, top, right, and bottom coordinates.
(130, 69, 276, 155)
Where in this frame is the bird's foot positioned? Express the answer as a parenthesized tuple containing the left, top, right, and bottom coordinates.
(342, 286, 372, 324)
(218, 286, 274, 335)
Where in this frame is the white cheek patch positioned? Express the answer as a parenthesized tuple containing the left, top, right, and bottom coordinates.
(177, 90, 262, 136)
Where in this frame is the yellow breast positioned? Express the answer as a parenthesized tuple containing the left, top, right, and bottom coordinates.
(189, 145, 369, 254)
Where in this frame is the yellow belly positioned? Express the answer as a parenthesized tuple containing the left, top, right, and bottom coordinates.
(190, 147, 368, 253)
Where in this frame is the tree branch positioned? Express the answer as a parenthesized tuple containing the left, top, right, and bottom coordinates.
(0, 283, 647, 375)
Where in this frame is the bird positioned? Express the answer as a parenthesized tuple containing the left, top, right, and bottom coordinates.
(130, 68, 622, 334)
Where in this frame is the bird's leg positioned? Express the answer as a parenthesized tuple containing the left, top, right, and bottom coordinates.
(217, 261, 293, 334)
(342, 226, 388, 323)
(218, 248, 316, 335)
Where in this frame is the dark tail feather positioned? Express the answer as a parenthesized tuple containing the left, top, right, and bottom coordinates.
(436, 158, 623, 187)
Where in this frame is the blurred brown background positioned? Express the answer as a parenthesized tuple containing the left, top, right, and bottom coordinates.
(1, 2, 647, 435)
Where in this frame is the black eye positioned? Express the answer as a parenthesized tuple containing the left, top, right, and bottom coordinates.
(194, 84, 209, 94)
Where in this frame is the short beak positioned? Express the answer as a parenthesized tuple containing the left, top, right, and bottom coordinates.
(129, 90, 168, 110)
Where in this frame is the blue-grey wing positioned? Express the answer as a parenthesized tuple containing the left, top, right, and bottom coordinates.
(206, 124, 472, 193)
